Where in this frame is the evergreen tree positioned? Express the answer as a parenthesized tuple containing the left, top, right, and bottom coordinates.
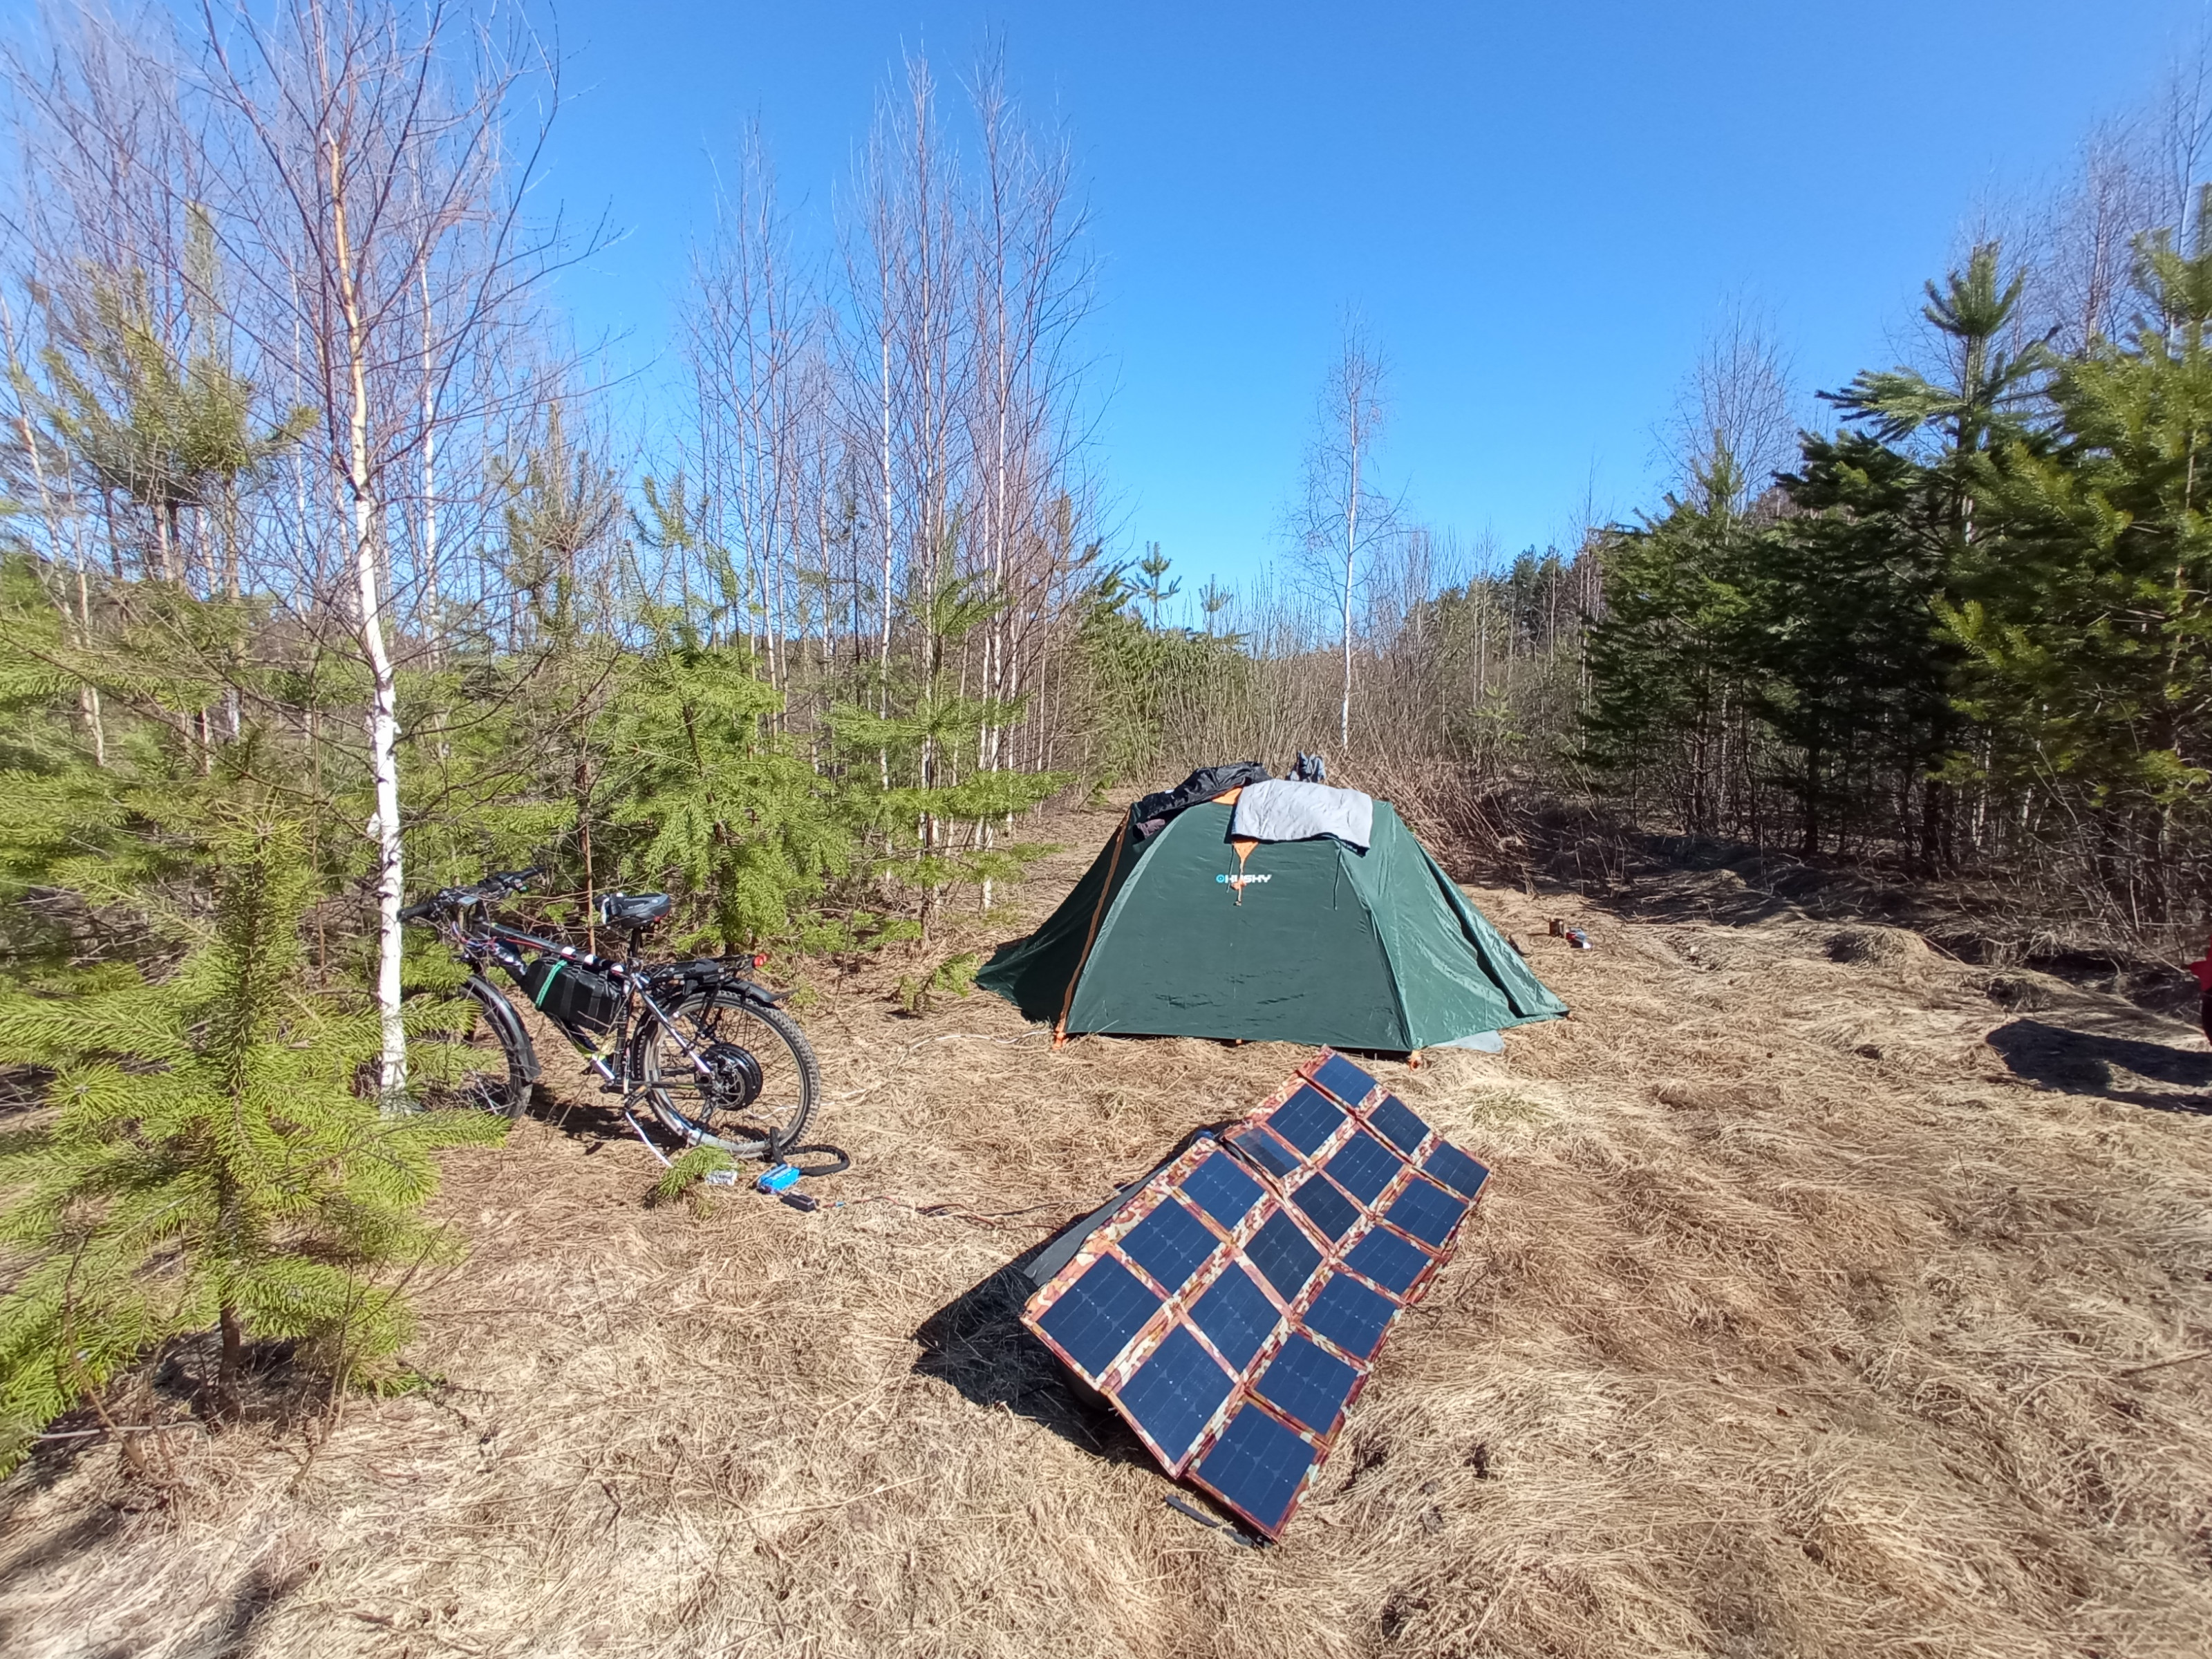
(1801, 241, 2043, 864)
(830, 572, 1064, 935)
(601, 621, 849, 953)
(0, 784, 497, 1465)
(1761, 432, 1958, 857)
(1583, 450, 1764, 835)
(1953, 196, 2212, 921)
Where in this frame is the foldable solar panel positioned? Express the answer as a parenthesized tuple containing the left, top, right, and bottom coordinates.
(1022, 1047, 1496, 1539)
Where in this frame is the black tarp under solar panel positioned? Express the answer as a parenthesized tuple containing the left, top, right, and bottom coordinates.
(1020, 1047, 1499, 1539)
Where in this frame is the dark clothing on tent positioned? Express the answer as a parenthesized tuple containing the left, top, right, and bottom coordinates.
(1132, 762, 1271, 838)
(977, 796, 1566, 1051)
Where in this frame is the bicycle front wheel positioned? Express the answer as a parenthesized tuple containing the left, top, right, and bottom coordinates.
(410, 976, 535, 1118)
(635, 990, 818, 1157)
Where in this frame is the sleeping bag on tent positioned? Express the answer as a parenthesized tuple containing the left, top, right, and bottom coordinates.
(976, 781, 1565, 1051)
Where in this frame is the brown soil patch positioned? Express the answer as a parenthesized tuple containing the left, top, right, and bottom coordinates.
(4, 804, 2211, 1658)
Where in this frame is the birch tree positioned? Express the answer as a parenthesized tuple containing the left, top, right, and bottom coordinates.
(200, 0, 557, 1105)
(1293, 324, 1393, 751)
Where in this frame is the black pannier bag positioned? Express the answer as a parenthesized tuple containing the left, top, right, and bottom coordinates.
(514, 955, 623, 1052)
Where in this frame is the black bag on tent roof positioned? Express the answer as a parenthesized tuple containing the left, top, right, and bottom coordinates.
(1132, 762, 1271, 838)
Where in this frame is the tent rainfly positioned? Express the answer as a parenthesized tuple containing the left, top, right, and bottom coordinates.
(977, 784, 1566, 1052)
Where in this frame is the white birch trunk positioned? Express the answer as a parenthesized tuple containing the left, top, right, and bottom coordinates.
(331, 141, 407, 1107)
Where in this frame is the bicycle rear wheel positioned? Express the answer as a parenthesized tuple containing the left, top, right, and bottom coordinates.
(410, 977, 535, 1118)
(635, 990, 817, 1157)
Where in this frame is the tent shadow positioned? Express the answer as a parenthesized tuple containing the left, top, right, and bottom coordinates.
(1986, 1017, 2212, 1116)
(909, 1235, 1154, 1470)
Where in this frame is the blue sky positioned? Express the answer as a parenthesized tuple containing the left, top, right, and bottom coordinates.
(538, 0, 2208, 595)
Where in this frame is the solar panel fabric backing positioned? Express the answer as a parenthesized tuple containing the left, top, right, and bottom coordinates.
(1022, 1049, 1492, 1538)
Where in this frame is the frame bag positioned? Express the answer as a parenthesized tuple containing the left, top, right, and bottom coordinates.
(515, 957, 622, 1052)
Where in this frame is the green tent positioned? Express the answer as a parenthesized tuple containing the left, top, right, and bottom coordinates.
(977, 794, 1566, 1051)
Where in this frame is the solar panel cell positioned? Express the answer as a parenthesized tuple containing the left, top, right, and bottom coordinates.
(1385, 1174, 1470, 1248)
(1421, 1141, 1491, 1201)
(1228, 1125, 1302, 1179)
(1268, 1084, 1348, 1155)
(1035, 1256, 1163, 1380)
(1246, 1210, 1322, 1303)
(1251, 1333, 1360, 1436)
(1191, 1402, 1317, 1537)
(1312, 1051, 1378, 1107)
(1179, 1150, 1264, 1230)
(1324, 1129, 1403, 1206)
(1190, 1262, 1279, 1371)
(1289, 1173, 1360, 1241)
(1303, 1271, 1398, 1360)
(1116, 1327, 1236, 1466)
(1120, 1197, 1219, 1295)
(1344, 1225, 1432, 1295)
(1365, 1094, 1433, 1156)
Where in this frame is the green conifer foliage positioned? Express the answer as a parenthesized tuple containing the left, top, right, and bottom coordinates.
(1952, 198, 2212, 919)
(0, 796, 499, 1467)
(1582, 451, 1763, 835)
(1763, 432, 1959, 857)
(602, 626, 850, 953)
(830, 573, 1065, 930)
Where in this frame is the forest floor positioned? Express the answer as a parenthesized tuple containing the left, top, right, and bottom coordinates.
(3, 801, 2211, 1658)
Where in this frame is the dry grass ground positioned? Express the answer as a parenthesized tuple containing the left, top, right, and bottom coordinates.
(3, 803, 2211, 1658)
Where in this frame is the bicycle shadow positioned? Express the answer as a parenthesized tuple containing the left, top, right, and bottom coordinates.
(530, 1088, 641, 1147)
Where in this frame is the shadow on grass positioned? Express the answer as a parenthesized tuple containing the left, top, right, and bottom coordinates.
(1987, 1017, 2212, 1116)
(909, 1224, 1152, 1471)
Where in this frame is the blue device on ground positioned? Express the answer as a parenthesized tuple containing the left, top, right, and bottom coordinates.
(756, 1162, 803, 1194)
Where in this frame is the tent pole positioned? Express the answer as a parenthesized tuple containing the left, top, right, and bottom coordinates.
(1055, 814, 1130, 1047)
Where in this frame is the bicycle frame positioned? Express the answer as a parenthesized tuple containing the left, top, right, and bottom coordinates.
(438, 910, 730, 1122)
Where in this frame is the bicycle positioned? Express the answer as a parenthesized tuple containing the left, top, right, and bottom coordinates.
(400, 866, 819, 1159)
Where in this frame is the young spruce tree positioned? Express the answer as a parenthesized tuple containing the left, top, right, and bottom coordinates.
(0, 782, 498, 1465)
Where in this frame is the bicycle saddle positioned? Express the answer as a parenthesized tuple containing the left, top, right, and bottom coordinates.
(599, 891, 672, 927)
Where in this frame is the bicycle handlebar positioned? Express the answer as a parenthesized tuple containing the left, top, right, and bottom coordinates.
(399, 864, 546, 926)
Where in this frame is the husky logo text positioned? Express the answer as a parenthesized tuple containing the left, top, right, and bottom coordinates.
(1216, 872, 1270, 889)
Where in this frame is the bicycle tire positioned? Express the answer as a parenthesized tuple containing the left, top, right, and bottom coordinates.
(634, 990, 818, 1158)
(410, 977, 534, 1118)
